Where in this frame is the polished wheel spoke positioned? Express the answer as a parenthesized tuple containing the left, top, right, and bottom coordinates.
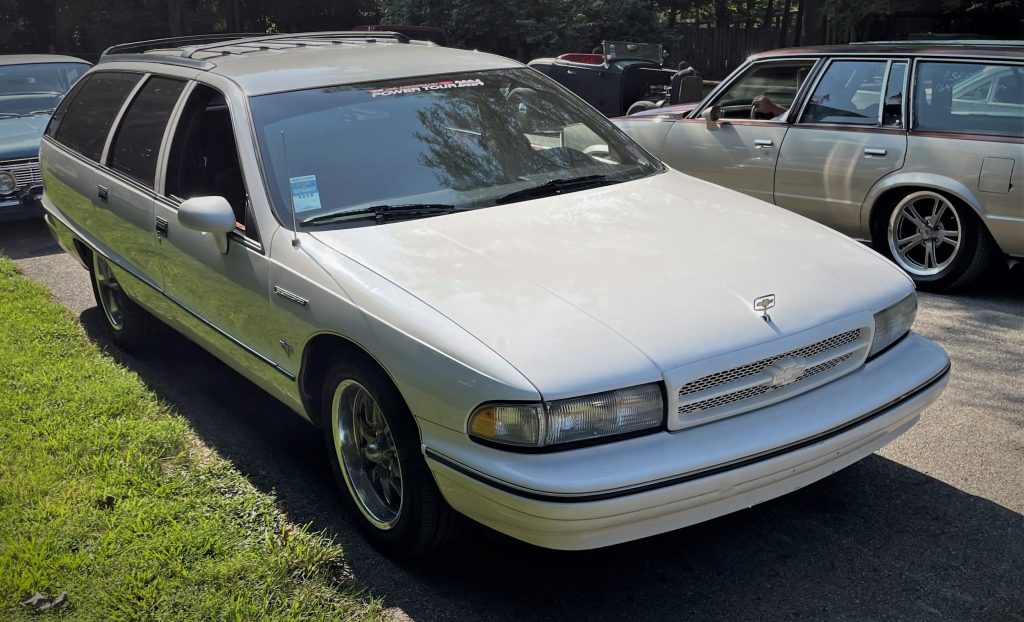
(890, 192, 963, 277)
(931, 201, 948, 225)
(332, 380, 403, 529)
(903, 204, 927, 228)
(938, 231, 960, 247)
(897, 232, 924, 253)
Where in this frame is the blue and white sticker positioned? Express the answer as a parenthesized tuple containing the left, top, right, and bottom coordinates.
(289, 175, 322, 212)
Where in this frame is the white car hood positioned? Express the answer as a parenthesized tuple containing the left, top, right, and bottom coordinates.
(311, 171, 911, 399)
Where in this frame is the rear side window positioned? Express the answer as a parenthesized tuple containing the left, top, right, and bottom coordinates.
(800, 60, 887, 125)
(914, 62, 1024, 137)
(52, 72, 141, 161)
(108, 77, 186, 187)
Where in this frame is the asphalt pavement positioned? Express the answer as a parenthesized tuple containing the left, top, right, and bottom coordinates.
(3, 217, 1022, 621)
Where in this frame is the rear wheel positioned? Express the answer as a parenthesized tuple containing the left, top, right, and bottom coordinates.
(322, 358, 462, 556)
(626, 100, 657, 116)
(880, 190, 996, 291)
(89, 253, 160, 349)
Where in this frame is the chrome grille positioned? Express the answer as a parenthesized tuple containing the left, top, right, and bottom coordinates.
(0, 158, 43, 191)
(675, 328, 869, 424)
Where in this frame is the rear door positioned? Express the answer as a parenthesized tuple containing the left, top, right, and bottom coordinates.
(656, 59, 817, 204)
(775, 59, 909, 237)
(97, 75, 187, 289)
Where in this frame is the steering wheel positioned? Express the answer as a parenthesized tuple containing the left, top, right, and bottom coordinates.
(750, 103, 759, 120)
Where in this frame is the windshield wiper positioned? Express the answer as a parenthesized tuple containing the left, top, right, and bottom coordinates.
(301, 203, 456, 226)
(495, 174, 619, 205)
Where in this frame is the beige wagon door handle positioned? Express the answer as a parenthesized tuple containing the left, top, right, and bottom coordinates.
(754, 139, 774, 148)
(864, 148, 888, 157)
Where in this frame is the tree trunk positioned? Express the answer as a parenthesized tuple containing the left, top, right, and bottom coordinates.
(166, 0, 183, 37)
(765, 0, 775, 29)
(779, 0, 793, 46)
(793, 0, 804, 46)
(714, 0, 730, 28)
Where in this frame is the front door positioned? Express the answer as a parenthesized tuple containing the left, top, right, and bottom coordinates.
(657, 59, 818, 205)
(154, 82, 282, 381)
(775, 59, 909, 237)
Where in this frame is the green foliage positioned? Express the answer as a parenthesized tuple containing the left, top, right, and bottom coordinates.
(0, 257, 382, 621)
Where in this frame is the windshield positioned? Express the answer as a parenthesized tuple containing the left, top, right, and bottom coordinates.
(250, 68, 662, 227)
(0, 62, 90, 116)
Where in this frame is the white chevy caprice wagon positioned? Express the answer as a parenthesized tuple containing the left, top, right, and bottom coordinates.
(40, 32, 950, 555)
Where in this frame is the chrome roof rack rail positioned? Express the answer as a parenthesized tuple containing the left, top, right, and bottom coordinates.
(99, 31, 413, 69)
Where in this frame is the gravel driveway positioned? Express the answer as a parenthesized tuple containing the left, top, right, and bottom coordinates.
(3, 217, 1022, 621)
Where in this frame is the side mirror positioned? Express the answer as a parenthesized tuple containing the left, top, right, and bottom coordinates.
(178, 196, 236, 254)
(701, 105, 722, 130)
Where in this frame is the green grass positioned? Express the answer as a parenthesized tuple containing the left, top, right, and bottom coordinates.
(0, 257, 382, 621)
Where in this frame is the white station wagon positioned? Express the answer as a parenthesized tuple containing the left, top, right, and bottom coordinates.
(41, 33, 950, 555)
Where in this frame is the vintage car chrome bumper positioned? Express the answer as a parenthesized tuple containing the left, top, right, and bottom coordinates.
(423, 332, 949, 550)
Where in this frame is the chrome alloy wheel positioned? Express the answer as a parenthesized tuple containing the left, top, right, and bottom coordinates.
(331, 380, 403, 530)
(93, 255, 124, 329)
(888, 191, 962, 277)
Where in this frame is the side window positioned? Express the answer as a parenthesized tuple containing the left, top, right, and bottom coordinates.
(916, 62, 1024, 137)
(52, 72, 141, 161)
(710, 61, 815, 120)
(800, 60, 886, 125)
(165, 85, 255, 239)
(882, 62, 907, 127)
(45, 75, 89, 139)
(108, 77, 186, 187)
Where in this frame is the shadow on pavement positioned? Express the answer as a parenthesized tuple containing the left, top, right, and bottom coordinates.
(78, 306, 1024, 622)
(0, 218, 62, 261)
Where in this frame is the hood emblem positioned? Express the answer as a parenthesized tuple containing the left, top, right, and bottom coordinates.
(753, 294, 776, 322)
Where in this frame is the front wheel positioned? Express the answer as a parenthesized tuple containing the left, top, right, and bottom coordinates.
(322, 359, 462, 556)
(881, 190, 997, 291)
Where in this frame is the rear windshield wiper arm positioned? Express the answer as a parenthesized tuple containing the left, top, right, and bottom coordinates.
(495, 174, 619, 205)
(300, 203, 456, 226)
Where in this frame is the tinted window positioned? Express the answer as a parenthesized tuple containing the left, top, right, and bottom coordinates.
(800, 60, 886, 125)
(915, 62, 1024, 137)
(54, 72, 141, 161)
(109, 77, 185, 187)
(883, 62, 907, 127)
(712, 61, 815, 120)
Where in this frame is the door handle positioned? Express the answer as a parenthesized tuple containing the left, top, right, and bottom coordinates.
(754, 139, 774, 148)
(155, 217, 169, 238)
(864, 148, 888, 157)
(97, 185, 108, 202)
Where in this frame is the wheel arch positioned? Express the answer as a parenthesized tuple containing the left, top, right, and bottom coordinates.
(298, 331, 417, 434)
(863, 173, 991, 244)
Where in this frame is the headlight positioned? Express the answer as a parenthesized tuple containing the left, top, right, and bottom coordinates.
(869, 292, 917, 358)
(0, 171, 16, 195)
(469, 383, 664, 449)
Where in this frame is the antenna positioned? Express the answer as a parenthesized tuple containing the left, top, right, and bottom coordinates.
(280, 131, 300, 248)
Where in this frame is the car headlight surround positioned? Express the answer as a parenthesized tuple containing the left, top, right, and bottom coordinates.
(469, 383, 665, 449)
(0, 170, 17, 196)
(869, 292, 918, 358)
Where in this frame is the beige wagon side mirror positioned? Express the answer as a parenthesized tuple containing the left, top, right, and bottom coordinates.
(701, 105, 722, 131)
(178, 196, 236, 254)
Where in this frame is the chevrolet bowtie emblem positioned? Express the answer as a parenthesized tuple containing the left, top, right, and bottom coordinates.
(767, 357, 807, 387)
(753, 294, 776, 322)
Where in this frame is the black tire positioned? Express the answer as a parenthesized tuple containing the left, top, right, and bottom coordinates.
(88, 252, 162, 349)
(626, 100, 657, 116)
(873, 190, 998, 292)
(321, 358, 463, 556)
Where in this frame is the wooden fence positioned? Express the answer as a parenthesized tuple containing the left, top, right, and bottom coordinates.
(667, 26, 842, 80)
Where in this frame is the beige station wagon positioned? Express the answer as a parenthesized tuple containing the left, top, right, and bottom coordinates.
(617, 41, 1024, 291)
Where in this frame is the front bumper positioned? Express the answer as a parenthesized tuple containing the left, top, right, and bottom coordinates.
(423, 332, 949, 550)
(0, 187, 43, 220)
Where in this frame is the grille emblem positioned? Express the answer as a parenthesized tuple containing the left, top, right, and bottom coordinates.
(753, 293, 776, 322)
(767, 357, 807, 387)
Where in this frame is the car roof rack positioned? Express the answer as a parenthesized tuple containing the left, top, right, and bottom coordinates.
(99, 31, 414, 70)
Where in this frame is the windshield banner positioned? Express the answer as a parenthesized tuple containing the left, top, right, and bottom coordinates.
(369, 78, 484, 98)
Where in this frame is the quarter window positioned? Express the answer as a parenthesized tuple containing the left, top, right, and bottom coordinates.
(108, 77, 185, 187)
(915, 62, 1024, 137)
(800, 60, 887, 125)
(52, 72, 141, 161)
(710, 61, 815, 120)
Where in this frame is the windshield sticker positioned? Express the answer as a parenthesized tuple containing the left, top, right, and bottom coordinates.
(289, 175, 322, 213)
(369, 78, 484, 98)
